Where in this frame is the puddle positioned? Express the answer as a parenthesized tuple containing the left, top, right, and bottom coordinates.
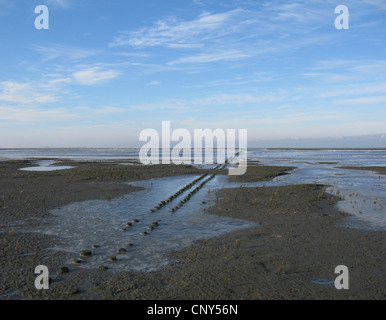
(19, 160, 75, 172)
(0, 289, 19, 298)
(311, 278, 335, 286)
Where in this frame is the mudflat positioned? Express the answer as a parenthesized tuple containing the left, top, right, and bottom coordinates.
(0, 160, 384, 299)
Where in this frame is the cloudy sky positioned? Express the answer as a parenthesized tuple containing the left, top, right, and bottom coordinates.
(0, 0, 385, 147)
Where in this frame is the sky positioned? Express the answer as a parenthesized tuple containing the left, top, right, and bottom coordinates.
(0, 0, 385, 148)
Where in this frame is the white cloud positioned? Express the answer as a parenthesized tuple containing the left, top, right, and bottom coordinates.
(109, 4, 343, 70)
(183, 72, 275, 88)
(362, 0, 386, 10)
(168, 50, 250, 65)
(335, 96, 386, 104)
(110, 9, 244, 48)
(192, 0, 205, 6)
(316, 82, 386, 99)
(147, 81, 162, 86)
(0, 105, 77, 123)
(48, 77, 72, 85)
(94, 106, 125, 114)
(311, 60, 386, 75)
(72, 67, 119, 85)
(34, 44, 100, 61)
(128, 92, 295, 113)
(267, 1, 331, 25)
(44, 0, 71, 9)
(302, 73, 360, 83)
(0, 81, 57, 104)
(75, 106, 125, 115)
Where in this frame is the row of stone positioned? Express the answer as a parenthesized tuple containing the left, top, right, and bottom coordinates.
(168, 164, 226, 212)
(149, 173, 209, 213)
(169, 173, 217, 212)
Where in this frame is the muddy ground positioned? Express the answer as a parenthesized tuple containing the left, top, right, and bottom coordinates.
(0, 160, 384, 300)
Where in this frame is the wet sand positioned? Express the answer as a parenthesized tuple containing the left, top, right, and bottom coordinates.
(0, 160, 385, 300)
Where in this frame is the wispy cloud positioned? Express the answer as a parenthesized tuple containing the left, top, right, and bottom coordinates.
(362, 0, 386, 10)
(34, 44, 100, 61)
(147, 81, 162, 86)
(168, 50, 250, 65)
(183, 72, 275, 88)
(44, 0, 71, 9)
(0, 105, 77, 123)
(0, 81, 57, 104)
(48, 77, 72, 85)
(335, 96, 386, 105)
(72, 67, 120, 85)
(110, 9, 245, 48)
(128, 91, 298, 113)
(110, 4, 340, 69)
(192, 0, 205, 7)
(302, 72, 360, 83)
(311, 60, 386, 73)
(316, 82, 386, 99)
(266, 1, 331, 25)
(75, 105, 126, 115)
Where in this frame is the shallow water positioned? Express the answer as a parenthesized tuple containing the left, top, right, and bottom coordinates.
(311, 278, 335, 286)
(29, 174, 255, 272)
(19, 160, 75, 172)
(248, 150, 386, 231)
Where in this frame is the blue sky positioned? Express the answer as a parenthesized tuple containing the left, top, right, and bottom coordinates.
(0, 0, 385, 148)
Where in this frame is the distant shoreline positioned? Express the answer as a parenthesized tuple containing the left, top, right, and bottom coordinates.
(266, 148, 386, 151)
(1, 147, 386, 151)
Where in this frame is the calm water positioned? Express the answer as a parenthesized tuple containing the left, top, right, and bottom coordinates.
(4, 148, 386, 272)
(249, 149, 386, 231)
